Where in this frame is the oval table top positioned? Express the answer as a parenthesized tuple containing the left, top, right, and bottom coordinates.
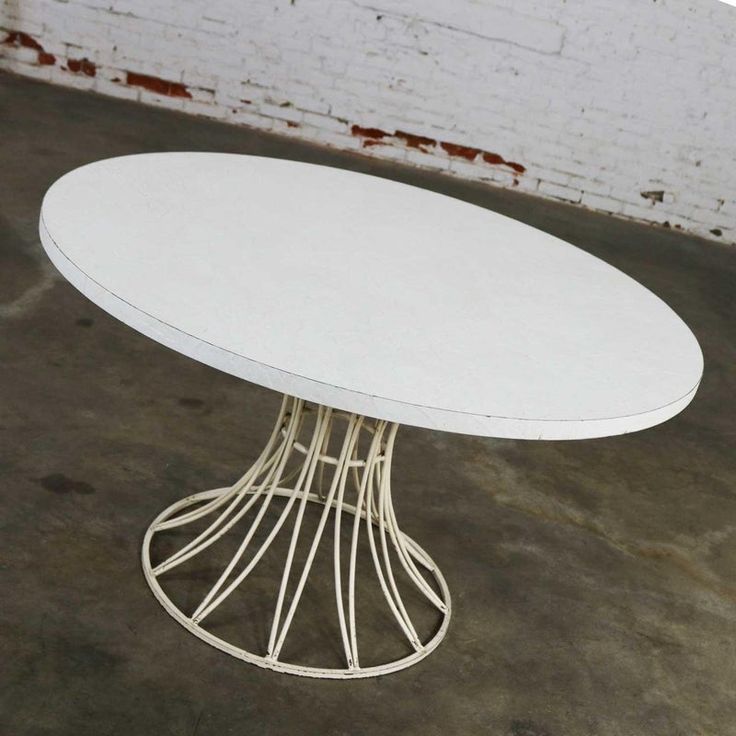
(40, 153, 703, 440)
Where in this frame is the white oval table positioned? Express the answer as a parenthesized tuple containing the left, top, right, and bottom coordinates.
(40, 152, 703, 679)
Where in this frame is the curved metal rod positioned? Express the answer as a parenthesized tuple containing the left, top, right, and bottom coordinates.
(266, 405, 334, 657)
(333, 415, 366, 667)
(192, 397, 305, 622)
(155, 395, 292, 531)
(362, 426, 422, 651)
(380, 435, 447, 612)
(347, 419, 388, 667)
(270, 412, 364, 661)
(143, 394, 450, 677)
(154, 397, 302, 576)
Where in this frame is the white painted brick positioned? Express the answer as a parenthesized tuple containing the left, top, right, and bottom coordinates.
(538, 181, 583, 204)
(187, 86, 215, 104)
(365, 144, 408, 163)
(313, 129, 362, 151)
(127, 87, 184, 110)
(3, 45, 41, 65)
(258, 102, 303, 124)
(515, 176, 540, 195)
(94, 78, 140, 100)
(184, 99, 229, 120)
(301, 112, 346, 133)
(53, 65, 96, 90)
(406, 149, 450, 171)
(0, 16, 44, 35)
(621, 202, 672, 224)
(229, 109, 275, 131)
(286, 94, 331, 116)
(449, 159, 485, 178)
(581, 192, 625, 215)
(479, 168, 522, 188)
(1, 0, 733, 244)
(17, 61, 55, 80)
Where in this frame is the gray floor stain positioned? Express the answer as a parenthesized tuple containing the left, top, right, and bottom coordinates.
(36, 473, 96, 495)
(178, 397, 206, 409)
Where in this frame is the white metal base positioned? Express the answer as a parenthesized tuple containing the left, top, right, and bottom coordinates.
(142, 395, 451, 679)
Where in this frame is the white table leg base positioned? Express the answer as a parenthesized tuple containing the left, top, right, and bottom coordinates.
(141, 395, 451, 679)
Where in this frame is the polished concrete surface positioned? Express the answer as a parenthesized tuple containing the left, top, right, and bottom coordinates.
(1, 70, 735, 736)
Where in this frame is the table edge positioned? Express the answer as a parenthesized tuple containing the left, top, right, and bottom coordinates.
(38, 207, 702, 440)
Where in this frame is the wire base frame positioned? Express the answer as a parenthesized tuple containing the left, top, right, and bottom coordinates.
(141, 395, 451, 679)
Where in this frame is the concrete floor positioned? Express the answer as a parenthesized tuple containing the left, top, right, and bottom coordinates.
(1, 70, 735, 736)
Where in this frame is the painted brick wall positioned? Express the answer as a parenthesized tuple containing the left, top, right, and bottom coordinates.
(1, 0, 735, 244)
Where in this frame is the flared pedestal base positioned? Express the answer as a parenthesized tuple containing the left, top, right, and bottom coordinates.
(141, 396, 451, 679)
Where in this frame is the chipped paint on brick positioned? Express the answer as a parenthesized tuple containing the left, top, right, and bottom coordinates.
(1, 3, 730, 245)
(482, 152, 526, 174)
(3, 30, 44, 51)
(395, 130, 436, 151)
(67, 57, 96, 77)
(126, 71, 191, 98)
(351, 125, 526, 175)
(440, 142, 481, 161)
(351, 125, 390, 140)
(641, 190, 665, 204)
(3, 30, 56, 65)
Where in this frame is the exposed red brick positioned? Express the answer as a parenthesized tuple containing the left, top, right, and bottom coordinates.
(352, 120, 525, 175)
(440, 142, 481, 161)
(482, 151, 526, 174)
(3, 30, 43, 51)
(67, 57, 96, 77)
(126, 71, 191, 98)
(3, 30, 55, 65)
(482, 152, 504, 166)
(395, 130, 436, 150)
(351, 124, 389, 139)
(286, 121, 300, 128)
